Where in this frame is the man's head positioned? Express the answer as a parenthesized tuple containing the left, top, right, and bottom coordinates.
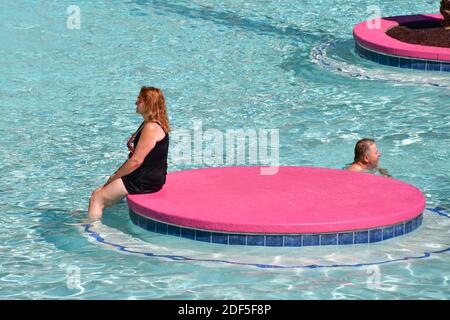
(354, 138, 381, 169)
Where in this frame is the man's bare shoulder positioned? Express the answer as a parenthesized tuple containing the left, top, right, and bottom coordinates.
(346, 163, 363, 172)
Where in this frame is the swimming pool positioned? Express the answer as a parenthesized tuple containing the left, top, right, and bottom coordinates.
(0, 0, 448, 299)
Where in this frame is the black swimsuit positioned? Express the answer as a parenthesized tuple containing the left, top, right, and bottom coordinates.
(121, 121, 169, 194)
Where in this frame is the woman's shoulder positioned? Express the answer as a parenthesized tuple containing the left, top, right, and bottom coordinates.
(144, 120, 161, 128)
(142, 121, 166, 140)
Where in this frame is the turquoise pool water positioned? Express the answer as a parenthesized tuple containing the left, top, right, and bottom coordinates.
(0, 0, 449, 299)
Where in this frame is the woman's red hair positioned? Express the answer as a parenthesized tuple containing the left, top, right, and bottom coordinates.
(139, 86, 171, 133)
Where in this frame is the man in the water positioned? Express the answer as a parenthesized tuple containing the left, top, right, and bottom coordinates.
(346, 138, 391, 177)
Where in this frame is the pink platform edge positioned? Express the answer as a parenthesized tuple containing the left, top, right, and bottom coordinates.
(353, 14, 450, 62)
(127, 166, 425, 234)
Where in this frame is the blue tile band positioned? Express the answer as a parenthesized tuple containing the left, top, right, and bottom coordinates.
(355, 42, 450, 72)
(129, 209, 423, 247)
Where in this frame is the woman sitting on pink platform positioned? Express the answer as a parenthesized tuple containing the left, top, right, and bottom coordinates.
(88, 86, 170, 221)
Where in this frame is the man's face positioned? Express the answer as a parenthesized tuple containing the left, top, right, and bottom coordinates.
(366, 143, 381, 169)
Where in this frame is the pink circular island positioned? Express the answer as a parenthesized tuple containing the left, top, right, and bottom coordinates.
(127, 166, 425, 246)
(353, 14, 450, 72)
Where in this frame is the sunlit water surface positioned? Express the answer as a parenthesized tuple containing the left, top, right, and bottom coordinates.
(0, 0, 448, 299)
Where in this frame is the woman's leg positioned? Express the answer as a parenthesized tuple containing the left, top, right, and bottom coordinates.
(88, 178, 129, 221)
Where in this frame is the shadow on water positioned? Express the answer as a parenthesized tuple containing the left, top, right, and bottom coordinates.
(30, 208, 88, 251)
(82, 207, 450, 270)
(24, 199, 449, 270)
(280, 39, 355, 83)
(34, 201, 136, 254)
(127, 0, 330, 43)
